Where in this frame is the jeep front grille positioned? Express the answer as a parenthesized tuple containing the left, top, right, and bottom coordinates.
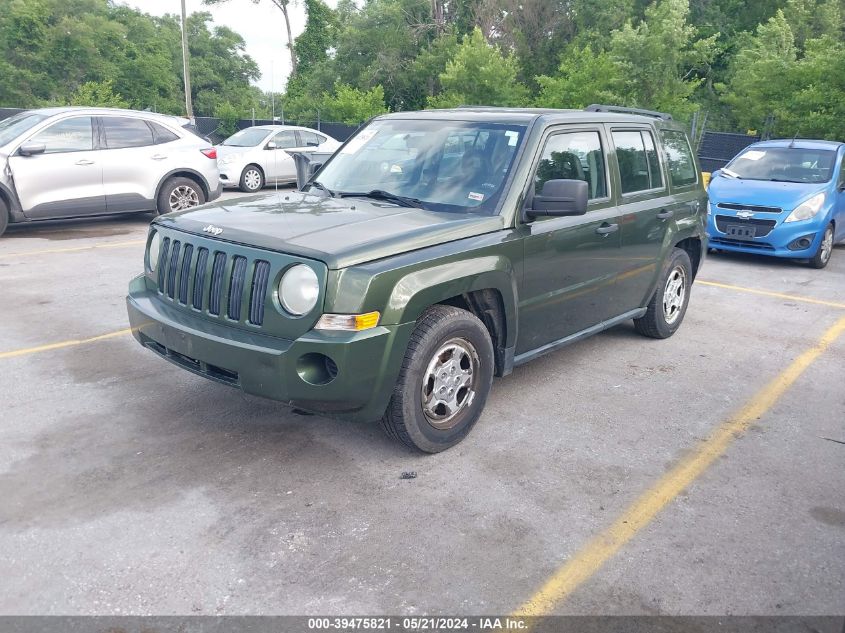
(155, 238, 271, 327)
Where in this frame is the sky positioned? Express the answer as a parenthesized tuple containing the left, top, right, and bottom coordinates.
(117, 0, 339, 93)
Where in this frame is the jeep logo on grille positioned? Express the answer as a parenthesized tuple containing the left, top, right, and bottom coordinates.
(736, 211, 755, 219)
(203, 225, 223, 236)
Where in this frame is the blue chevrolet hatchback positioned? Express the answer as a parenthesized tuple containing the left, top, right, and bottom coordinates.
(707, 139, 845, 268)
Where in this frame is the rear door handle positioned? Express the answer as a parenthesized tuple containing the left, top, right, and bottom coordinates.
(595, 223, 619, 235)
(75, 159, 94, 166)
(151, 154, 168, 161)
(657, 209, 674, 220)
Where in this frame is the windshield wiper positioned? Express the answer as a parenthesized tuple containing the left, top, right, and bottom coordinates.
(766, 178, 803, 183)
(338, 189, 424, 208)
(308, 180, 336, 197)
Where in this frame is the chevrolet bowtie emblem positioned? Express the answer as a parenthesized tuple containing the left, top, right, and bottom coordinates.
(736, 211, 755, 219)
(203, 225, 223, 235)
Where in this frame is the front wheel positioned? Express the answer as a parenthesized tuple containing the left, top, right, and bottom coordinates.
(634, 247, 693, 339)
(156, 177, 205, 215)
(381, 305, 494, 453)
(0, 198, 8, 237)
(809, 223, 834, 269)
(239, 165, 264, 193)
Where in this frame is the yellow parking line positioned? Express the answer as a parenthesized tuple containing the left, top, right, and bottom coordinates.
(514, 314, 845, 616)
(0, 328, 134, 360)
(698, 280, 845, 310)
(0, 239, 145, 259)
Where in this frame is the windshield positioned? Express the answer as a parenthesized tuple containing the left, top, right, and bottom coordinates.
(221, 128, 271, 147)
(311, 119, 528, 214)
(0, 112, 49, 147)
(726, 147, 836, 184)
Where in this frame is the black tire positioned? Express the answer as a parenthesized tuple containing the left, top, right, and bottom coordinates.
(239, 165, 265, 193)
(381, 305, 494, 453)
(0, 198, 8, 238)
(634, 247, 693, 339)
(809, 223, 834, 269)
(156, 176, 206, 216)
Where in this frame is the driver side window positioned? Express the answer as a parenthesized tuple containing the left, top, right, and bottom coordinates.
(534, 131, 608, 200)
(29, 117, 94, 154)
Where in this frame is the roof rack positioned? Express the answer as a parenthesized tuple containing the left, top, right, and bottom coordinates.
(585, 104, 673, 121)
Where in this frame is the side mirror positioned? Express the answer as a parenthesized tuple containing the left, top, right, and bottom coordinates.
(265, 141, 277, 150)
(19, 142, 46, 157)
(308, 162, 324, 178)
(529, 179, 588, 217)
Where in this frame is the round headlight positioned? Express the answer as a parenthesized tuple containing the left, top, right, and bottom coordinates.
(148, 231, 161, 272)
(278, 264, 319, 316)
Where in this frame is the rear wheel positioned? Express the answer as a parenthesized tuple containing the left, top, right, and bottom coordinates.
(381, 305, 494, 453)
(239, 165, 264, 192)
(634, 247, 693, 339)
(156, 177, 205, 215)
(809, 223, 834, 269)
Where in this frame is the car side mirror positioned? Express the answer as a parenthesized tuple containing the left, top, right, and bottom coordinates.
(265, 141, 277, 150)
(308, 162, 324, 178)
(529, 179, 588, 217)
(19, 142, 46, 157)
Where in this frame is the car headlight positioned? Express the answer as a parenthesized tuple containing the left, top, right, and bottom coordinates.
(278, 264, 319, 315)
(148, 230, 161, 272)
(785, 193, 825, 223)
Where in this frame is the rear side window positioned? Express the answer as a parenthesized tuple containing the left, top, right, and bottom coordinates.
(149, 121, 180, 144)
(661, 130, 698, 187)
(103, 117, 155, 149)
(534, 131, 608, 200)
(298, 131, 322, 147)
(612, 130, 664, 194)
(30, 117, 94, 153)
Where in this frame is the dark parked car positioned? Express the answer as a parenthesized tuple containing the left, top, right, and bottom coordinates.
(127, 105, 708, 452)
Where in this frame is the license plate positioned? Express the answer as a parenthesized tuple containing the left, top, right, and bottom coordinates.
(726, 223, 755, 239)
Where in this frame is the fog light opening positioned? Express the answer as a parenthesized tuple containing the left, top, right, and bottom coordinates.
(296, 353, 339, 386)
(788, 234, 816, 251)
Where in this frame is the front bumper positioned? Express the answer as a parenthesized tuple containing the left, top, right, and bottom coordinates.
(126, 276, 414, 422)
(218, 164, 243, 188)
(706, 212, 827, 259)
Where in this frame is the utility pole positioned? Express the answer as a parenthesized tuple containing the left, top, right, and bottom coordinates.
(180, 0, 194, 121)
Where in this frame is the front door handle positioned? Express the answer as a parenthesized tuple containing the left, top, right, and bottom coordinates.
(657, 209, 674, 220)
(75, 159, 94, 166)
(151, 154, 168, 161)
(595, 223, 619, 236)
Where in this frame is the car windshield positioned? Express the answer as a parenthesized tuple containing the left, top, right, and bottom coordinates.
(726, 147, 836, 184)
(311, 119, 528, 214)
(0, 112, 49, 147)
(221, 128, 270, 147)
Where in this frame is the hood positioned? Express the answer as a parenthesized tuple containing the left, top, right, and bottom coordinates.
(709, 173, 828, 211)
(155, 191, 504, 269)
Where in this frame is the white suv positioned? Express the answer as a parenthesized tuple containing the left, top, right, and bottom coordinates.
(0, 107, 221, 237)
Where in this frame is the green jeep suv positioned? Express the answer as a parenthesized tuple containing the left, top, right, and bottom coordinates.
(126, 106, 708, 452)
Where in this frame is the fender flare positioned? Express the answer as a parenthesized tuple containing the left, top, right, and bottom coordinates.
(381, 255, 519, 349)
(155, 168, 212, 203)
(0, 181, 24, 222)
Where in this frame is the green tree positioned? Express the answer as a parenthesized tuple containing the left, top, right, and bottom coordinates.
(214, 101, 241, 136)
(68, 79, 129, 108)
(294, 0, 338, 76)
(428, 27, 528, 108)
(536, 45, 624, 108)
(608, 0, 718, 120)
(321, 84, 388, 124)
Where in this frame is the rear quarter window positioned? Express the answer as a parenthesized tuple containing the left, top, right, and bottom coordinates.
(661, 130, 698, 187)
